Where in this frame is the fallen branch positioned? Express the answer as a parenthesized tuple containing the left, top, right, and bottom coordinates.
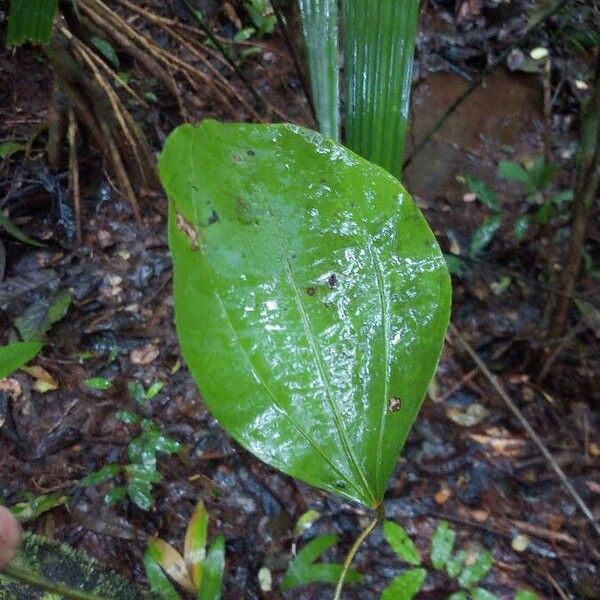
(448, 322, 600, 539)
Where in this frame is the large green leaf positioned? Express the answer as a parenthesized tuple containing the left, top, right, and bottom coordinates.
(161, 120, 450, 507)
(344, 0, 420, 177)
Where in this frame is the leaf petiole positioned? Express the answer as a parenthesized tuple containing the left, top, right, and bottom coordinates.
(332, 516, 379, 600)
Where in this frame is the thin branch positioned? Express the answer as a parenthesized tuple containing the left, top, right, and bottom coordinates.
(180, 0, 287, 121)
(449, 322, 600, 539)
(548, 52, 600, 339)
(271, 0, 316, 123)
(67, 108, 81, 246)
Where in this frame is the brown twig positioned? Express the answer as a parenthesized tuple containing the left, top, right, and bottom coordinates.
(67, 108, 81, 246)
(179, 0, 281, 119)
(449, 322, 600, 539)
(544, 570, 570, 600)
(436, 368, 477, 403)
(548, 52, 600, 339)
(510, 519, 577, 546)
(271, 0, 316, 123)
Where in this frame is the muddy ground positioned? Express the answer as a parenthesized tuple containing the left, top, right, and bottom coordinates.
(1, 1, 599, 598)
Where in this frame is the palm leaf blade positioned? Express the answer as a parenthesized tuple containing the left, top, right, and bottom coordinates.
(298, 0, 340, 140)
(344, 0, 419, 177)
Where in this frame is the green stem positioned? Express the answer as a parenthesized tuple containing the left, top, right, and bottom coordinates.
(4, 563, 108, 600)
(332, 515, 379, 600)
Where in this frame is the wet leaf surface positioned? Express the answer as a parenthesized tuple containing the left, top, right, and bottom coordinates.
(162, 120, 451, 507)
(0, 3, 598, 598)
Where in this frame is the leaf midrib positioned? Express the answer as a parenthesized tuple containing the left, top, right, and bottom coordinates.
(212, 291, 366, 502)
(268, 207, 376, 506)
(366, 236, 390, 500)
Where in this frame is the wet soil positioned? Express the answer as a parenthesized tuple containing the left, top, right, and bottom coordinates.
(1, 1, 599, 599)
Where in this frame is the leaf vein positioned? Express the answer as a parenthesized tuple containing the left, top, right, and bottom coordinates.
(212, 291, 364, 499)
(268, 209, 376, 505)
(367, 236, 390, 500)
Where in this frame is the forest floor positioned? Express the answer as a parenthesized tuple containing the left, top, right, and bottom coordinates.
(1, 1, 599, 599)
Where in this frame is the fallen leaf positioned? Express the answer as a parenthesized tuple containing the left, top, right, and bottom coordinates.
(546, 513, 565, 531)
(0, 378, 22, 399)
(511, 533, 530, 552)
(446, 403, 489, 427)
(457, 0, 482, 24)
(22, 365, 58, 392)
(586, 481, 600, 495)
(469, 434, 527, 457)
(530, 47, 549, 60)
(470, 509, 490, 523)
(131, 344, 159, 365)
(258, 566, 272, 592)
(435, 486, 452, 505)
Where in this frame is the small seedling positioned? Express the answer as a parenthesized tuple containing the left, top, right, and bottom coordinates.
(243, 0, 276, 36)
(282, 533, 362, 591)
(381, 519, 539, 600)
(458, 157, 572, 271)
(463, 175, 502, 259)
(144, 500, 225, 600)
(128, 380, 165, 403)
(80, 413, 181, 510)
(9, 492, 66, 522)
(381, 520, 426, 599)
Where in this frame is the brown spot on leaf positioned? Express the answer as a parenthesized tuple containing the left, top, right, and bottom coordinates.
(247, 149, 255, 156)
(388, 397, 402, 412)
(176, 212, 199, 250)
(327, 273, 338, 288)
(208, 210, 220, 225)
(306, 286, 316, 296)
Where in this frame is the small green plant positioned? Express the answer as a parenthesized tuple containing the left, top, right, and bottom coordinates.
(243, 0, 276, 37)
(14, 289, 71, 342)
(80, 385, 181, 510)
(464, 174, 503, 259)
(381, 520, 426, 599)
(381, 520, 538, 600)
(499, 158, 572, 235)
(127, 380, 165, 403)
(144, 501, 225, 600)
(460, 157, 573, 265)
(8, 492, 67, 522)
(282, 534, 362, 590)
(162, 120, 451, 598)
(0, 341, 43, 378)
(84, 376, 113, 391)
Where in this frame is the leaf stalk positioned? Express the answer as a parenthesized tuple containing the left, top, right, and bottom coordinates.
(332, 515, 379, 600)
